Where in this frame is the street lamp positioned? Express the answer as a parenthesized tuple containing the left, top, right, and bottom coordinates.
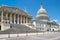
(8, 25, 12, 38)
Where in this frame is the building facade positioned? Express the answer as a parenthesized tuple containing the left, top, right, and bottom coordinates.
(0, 5, 59, 31)
(0, 5, 32, 31)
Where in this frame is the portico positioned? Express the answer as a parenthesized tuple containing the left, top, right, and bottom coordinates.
(0, 6, 32, 31)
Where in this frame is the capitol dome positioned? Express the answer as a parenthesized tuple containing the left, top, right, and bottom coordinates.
(36, 6, 49, 22)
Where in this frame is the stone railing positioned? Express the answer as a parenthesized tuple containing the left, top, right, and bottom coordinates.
(0, 33, 44, 38)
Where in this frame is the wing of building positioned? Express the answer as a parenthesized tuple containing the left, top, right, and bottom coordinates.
(0, 5, 34, 31)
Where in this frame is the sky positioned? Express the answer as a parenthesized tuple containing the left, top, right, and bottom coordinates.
(0, 0, 60, 24)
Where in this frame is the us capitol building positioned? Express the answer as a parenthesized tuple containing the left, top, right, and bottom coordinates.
(0, 5, 60, 32)
(33, 5, 59, 31)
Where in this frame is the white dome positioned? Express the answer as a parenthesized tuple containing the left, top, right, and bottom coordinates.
(36, 6, 49, 22)
(37, 6, 47, 16)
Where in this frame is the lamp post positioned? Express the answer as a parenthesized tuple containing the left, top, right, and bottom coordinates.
(26, 30, 28, 36)
(8, 25, 12, 38)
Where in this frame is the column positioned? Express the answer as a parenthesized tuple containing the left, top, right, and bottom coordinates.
(28, 18, 30, 24)
(6, 13, 8, 24)
(14, 14, 16, 24)
(17, 15, 19, 24)
(19, 15, 20, 24)
(29, 18, 31, 24)
(21, 15, 22, 24)
(28, 18, 29, 24)
(25, 17, 26, 24)
(23, 16, 25, 24)
(26, 17, 28, 24)
(27, 17, 28, 24)
(44, 24, 46, 31)
(1, 11, 3, 23)
(30, 19, 32, 24)
(1, 11, 4, 31)
(10, 13, 12, 24)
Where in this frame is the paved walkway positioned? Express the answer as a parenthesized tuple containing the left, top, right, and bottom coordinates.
(0, 32, 60, 40)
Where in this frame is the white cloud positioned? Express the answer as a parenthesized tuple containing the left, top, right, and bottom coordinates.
(51, 19, 58, 22)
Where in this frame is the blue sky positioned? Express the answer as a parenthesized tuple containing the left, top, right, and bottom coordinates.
(0, 0, 60, 24)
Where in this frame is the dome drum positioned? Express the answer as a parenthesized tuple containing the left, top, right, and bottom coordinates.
(36, 16, 49, 21)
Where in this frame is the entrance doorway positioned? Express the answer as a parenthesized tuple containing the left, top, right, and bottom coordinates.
(53, 29, 54, 31)
(0, 26, 1, 30)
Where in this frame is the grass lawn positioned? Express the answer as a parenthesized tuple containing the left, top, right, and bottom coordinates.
(53, 30, 60, 32)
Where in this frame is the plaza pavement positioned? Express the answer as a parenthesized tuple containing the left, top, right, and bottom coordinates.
(0, 32, 60, 40)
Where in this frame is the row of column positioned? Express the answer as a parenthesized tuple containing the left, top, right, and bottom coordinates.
(1, 11, 32, 24)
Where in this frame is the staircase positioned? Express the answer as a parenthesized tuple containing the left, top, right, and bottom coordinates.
(0, 24, 38, 34)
